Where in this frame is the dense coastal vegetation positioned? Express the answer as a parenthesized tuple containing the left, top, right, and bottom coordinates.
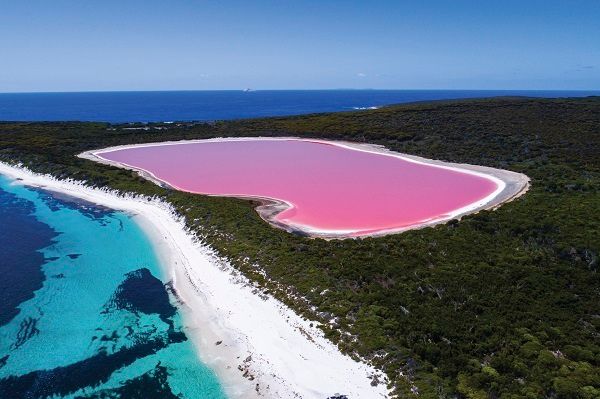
(1, 97, 598, 398)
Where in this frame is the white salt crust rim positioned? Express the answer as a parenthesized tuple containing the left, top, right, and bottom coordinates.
(84, 137, 528, 238)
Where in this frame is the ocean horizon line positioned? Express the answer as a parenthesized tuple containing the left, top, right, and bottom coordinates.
(1, 88, 600, 95)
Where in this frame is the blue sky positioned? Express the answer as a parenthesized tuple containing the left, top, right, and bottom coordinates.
(1, 0, 599, 92)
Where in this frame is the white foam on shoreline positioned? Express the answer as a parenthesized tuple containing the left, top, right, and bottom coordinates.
(0, 161, 389, 399)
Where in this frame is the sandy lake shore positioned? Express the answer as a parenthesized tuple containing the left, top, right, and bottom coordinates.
(81, 137, 530, 239)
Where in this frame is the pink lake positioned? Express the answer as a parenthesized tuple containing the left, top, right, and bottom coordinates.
(96, 139, 500, 237)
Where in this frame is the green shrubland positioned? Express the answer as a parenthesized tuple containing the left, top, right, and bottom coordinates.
(1, 97, 598, 398)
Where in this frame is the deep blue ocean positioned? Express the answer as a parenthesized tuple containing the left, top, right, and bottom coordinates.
(0, 89, 598, 123)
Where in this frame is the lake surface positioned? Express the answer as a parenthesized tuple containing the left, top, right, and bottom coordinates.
(96, 139, 499, 236)
(0, 90, 598, 123)
(0, 175, 225, 398)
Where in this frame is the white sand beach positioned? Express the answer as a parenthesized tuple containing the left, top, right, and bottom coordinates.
(0, 161, 389, 399)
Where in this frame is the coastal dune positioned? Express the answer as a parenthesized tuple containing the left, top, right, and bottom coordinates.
(0, 161, 389, 399)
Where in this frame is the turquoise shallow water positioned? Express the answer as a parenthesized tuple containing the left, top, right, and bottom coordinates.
(0, 174, 226, 398)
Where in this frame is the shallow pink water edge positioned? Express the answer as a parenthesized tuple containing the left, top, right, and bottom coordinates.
(96, 139, 501, 237)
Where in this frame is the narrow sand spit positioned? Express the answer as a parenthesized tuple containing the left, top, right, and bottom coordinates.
(0, 162, 389, 399)
(80, 137, 530, 239)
